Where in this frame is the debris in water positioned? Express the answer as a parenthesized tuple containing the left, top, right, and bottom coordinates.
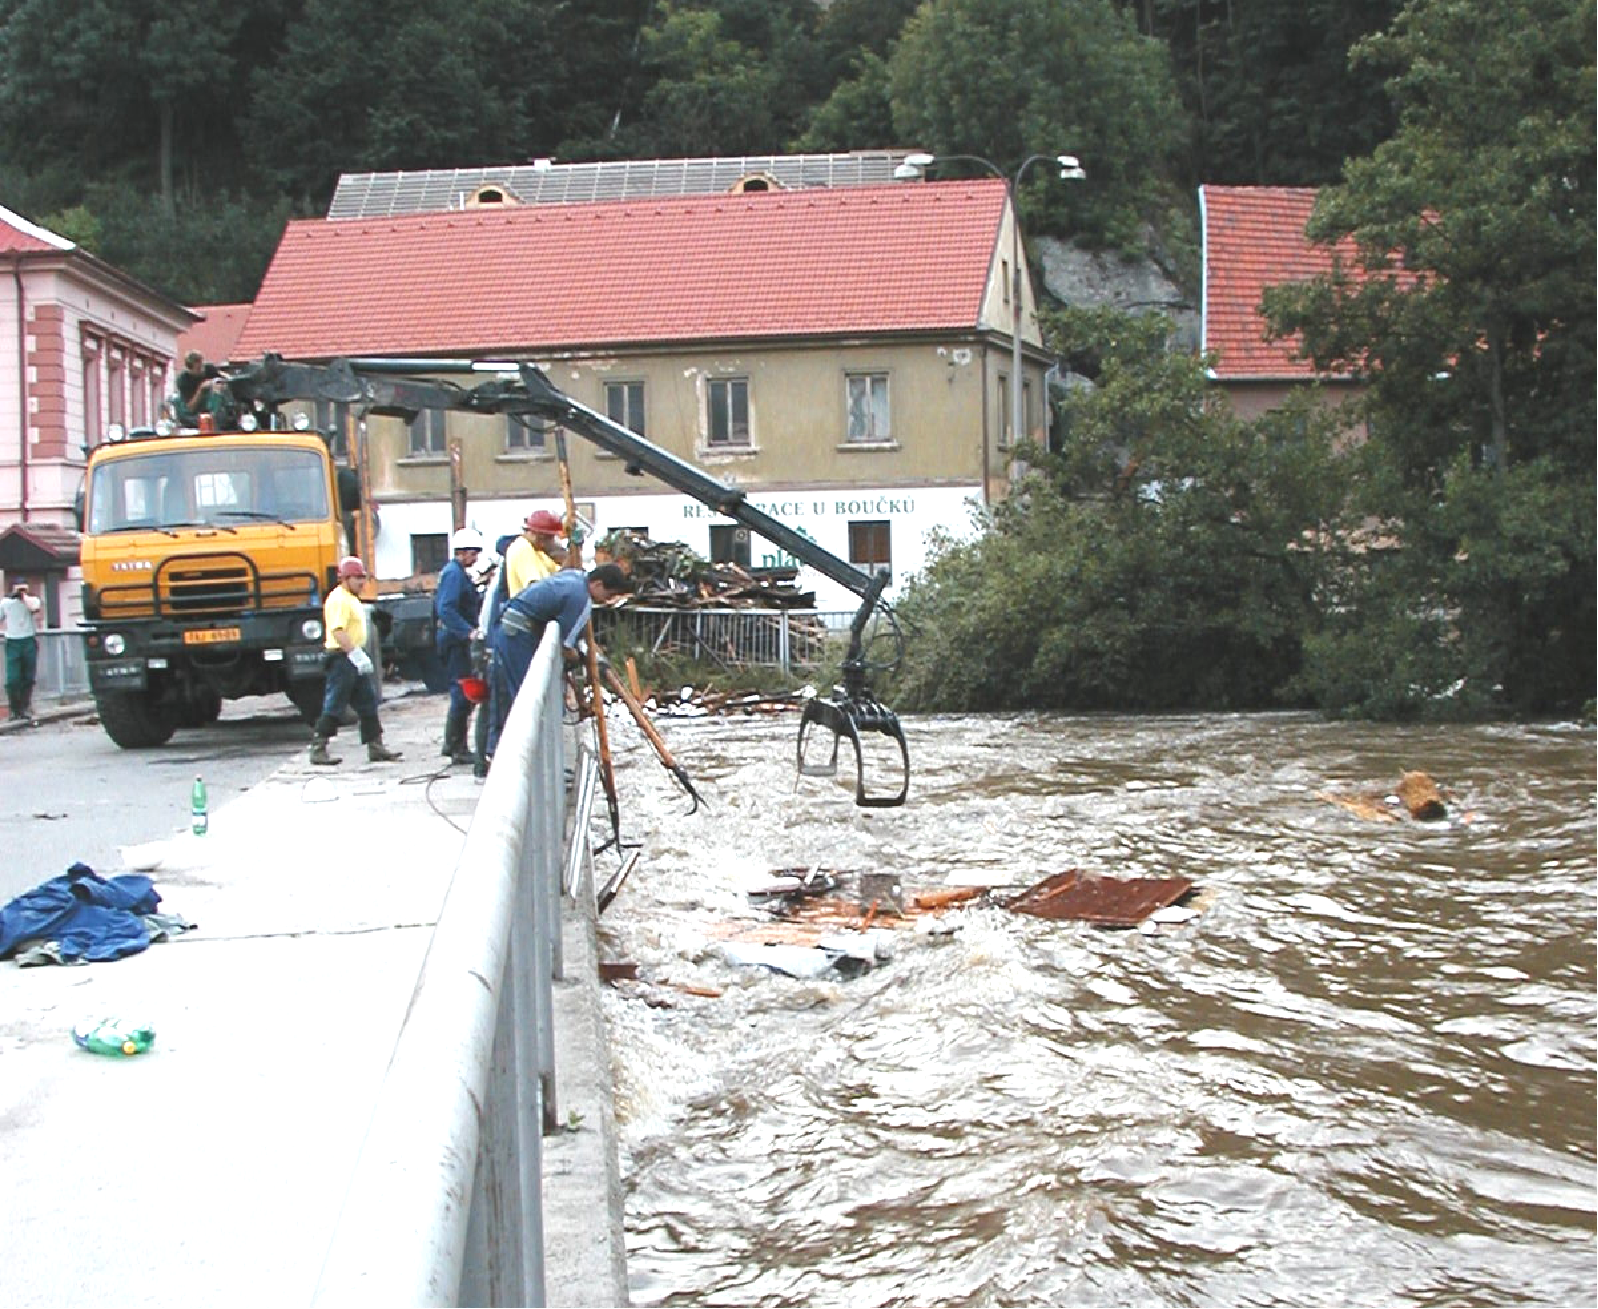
(1319, 769, 1451, 822)
(1004, 871, 1196, 928)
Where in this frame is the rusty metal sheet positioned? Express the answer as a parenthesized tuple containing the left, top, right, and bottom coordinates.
(1005, 870, 1194, 927)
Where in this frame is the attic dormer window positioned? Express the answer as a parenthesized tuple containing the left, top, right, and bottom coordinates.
(729, 173, 780, 194)
(466, 185, 519, 208)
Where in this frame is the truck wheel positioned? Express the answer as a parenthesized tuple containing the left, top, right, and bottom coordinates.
(94, 690, 177, 749)
(174, 688, 223, 728)
(286, 679, 325, 724)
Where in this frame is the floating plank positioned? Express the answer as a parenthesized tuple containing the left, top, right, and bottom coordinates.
(1005, 871, 1194, 928)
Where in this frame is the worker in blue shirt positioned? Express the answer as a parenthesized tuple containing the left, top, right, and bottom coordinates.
(434, 528, 485, 765)
(485, 563, 633, 762)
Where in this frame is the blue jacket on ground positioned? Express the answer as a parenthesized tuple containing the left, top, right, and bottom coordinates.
(0, 863, 161, 963)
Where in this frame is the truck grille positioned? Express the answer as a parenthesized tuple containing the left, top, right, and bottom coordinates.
(96, 550, 321, 620)
(167, 562, 254, 615)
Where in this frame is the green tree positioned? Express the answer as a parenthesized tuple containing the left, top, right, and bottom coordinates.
(1265, 0, 1595, 716)
(1148, 0, 1400, 186)
(616, 3, 780, 158)
(243, 0, 594, 204)
(0, 0, 272, 208)
(886, 0, 1186, 248)
(887, 310, 1351, 711)
(796, 51, 896, 153)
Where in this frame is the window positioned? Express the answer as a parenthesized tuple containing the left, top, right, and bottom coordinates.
(411, 533, 448, 574)
(504, 412, 546, 454)
(82, 337, 102, 447)
(846, 373, 891, 443)
(605, 381, 646, 437)
(707, 377, 749, 447)
(130, 358, 146, 426)
(848, 519, 892, 583)
(195, 471, 249, 511)
(108, 347, 125, 427)
(709, 524, 752, 568)
(1022, 378, 1033, 443)
(997, 372, 1011, 448)
(408, 408, 447, 458)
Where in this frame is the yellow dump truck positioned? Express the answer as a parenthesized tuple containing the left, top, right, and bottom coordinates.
(79, 418, 354, 747)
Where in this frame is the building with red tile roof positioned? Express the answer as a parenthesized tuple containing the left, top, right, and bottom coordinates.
(238, 181, 1009, 358)
(178, 302, 253, 367)
(235, 179, 1047, 605)
(1200, 185, 1367, 419)
(0, 204, 194, 623)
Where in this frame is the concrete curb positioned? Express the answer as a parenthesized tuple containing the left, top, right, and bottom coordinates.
(544, 864, 632, 1307)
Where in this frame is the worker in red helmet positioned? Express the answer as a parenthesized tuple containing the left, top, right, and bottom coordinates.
(503, 508, 564, 598)
(308, 555, 403, 767)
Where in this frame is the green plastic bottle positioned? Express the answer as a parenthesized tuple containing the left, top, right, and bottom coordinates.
(191, 774, 208, 836)
(73, 1018, 156, 1057)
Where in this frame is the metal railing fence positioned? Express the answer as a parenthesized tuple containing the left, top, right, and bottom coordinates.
(2, 629, 90, 701)
(592, 606, 855, 673)
(312, 622, 569, 1306)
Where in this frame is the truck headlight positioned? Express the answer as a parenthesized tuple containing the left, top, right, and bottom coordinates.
(104, 633, 126, 655)
(300, 618, 324, 641)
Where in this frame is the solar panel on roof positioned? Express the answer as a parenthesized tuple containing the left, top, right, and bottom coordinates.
(326, 151, 926, 219)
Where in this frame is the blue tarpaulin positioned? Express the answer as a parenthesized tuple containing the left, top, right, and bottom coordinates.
(0, 863, 162, 964)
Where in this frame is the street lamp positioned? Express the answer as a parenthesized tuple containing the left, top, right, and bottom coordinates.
(896, 151, 1084, 456)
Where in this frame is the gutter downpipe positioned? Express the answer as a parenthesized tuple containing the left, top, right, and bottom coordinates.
(12, 256, 28, 521)
(980, 347, 991, 505)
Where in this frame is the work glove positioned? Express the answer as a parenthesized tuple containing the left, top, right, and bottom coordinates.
(348, 647, 374, 676)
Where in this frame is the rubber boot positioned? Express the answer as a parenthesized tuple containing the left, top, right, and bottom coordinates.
(309, 735, 341, 766)
(367, 735, 403, 762)
(442, 708, 474, 766)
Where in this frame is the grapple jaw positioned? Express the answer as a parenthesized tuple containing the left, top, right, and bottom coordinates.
(799, 671, 914, 802)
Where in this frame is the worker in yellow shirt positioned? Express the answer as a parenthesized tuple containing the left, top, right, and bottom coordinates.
(503, 509, 565, 597)
(309, 556, 403, 766)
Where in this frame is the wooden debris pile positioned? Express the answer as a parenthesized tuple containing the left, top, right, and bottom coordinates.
(595, 529, 816, 608)
(591, 531, 835, 669)
(650, 686, 809, 717)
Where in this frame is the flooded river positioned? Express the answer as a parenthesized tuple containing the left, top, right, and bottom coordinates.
(594, 712, 1595, 1307)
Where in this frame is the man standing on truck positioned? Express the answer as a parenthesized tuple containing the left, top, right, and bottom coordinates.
(309, 556, 404, 766)
(435, 528, 485, 766)
(2, 581, 42, 724)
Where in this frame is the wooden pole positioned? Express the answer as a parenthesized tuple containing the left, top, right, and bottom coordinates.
(553, 429, 622, 849)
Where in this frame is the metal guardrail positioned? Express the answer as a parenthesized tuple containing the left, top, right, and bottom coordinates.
(592, 606, 856, 673)
(312, 622, 570, 1306)
(1, 629, 90, 701)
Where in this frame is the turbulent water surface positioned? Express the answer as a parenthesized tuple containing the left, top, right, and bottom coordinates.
(592, 711, 1595, 1308)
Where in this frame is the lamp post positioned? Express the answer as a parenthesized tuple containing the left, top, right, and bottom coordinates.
(896, 151, 1084, 454)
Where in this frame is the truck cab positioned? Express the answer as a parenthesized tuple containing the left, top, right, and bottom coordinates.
(79, 420, 345, 746)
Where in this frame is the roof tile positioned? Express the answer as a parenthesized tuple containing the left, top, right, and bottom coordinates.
(1201, 185, 1363, 380)
(235, 182, 1006, 360)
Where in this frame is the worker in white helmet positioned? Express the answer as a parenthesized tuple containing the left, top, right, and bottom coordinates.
(434, 527, 486, 765)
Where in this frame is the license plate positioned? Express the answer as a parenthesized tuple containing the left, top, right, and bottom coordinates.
(183, 627, 242, 645)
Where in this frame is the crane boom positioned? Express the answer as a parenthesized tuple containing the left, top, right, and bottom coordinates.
(225, 354, 909, 806)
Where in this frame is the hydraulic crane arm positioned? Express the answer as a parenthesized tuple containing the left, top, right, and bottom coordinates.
(225, 354, 909, 806)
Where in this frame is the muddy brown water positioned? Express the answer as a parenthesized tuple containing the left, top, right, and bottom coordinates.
(594, 712, 1595, 1308)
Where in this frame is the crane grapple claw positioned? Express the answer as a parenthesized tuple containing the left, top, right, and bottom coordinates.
(796, 691, 909, 809)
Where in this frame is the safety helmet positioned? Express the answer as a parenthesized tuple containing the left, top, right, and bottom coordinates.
(337, 555, 367, 579)
(450, 528, 485, 552)
(524, 509, 564, 534)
